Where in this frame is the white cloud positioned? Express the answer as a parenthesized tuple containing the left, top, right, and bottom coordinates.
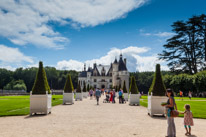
(56, 60, 84, 71)
(0, 65, 16, 71)
(140, 29, 174, 38)
(56, 46, 168, 72)
(0, 44, 33, 63)
(153, 32, 175, 37)
(0, 0, 147, 49)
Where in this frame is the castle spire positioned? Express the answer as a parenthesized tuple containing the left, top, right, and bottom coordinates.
(84, 63, 86, 71)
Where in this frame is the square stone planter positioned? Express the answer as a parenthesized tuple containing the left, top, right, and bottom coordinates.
(148, 93, 167, 116)
(129, 93, 140, 105)
(75, 92, 83, 101)
(123, 93, 129, 101)
(83, 92, 88, 98)
(63, 92, 74, 104)
(30, 92, 51, 115)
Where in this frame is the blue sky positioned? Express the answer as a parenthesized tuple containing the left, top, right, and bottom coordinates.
(0, 0, 206, 72)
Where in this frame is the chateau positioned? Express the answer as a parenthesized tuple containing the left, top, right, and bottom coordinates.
(78, 54, 129, 91)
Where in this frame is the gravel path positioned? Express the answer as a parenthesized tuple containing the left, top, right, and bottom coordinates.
(0, 96, 205, 137)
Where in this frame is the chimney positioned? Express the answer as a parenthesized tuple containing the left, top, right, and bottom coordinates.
(124, 58, 126, 66)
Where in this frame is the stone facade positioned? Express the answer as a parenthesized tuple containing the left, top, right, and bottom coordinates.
(78, 54, 129, 91)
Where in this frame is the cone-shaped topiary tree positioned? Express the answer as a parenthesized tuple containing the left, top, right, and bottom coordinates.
(64, 74, 74, 93)
(118, 83, 121, 91)
(87, 84, 90, 92)
(83, 81, 86, 92)
(149, 64, 166, 96)
(123, 80, 127, 93)
(129, 76, 139, 94)
(115, 85, 118, 92)
(76, 81, 82, 93)
(32, 61, 50, 94)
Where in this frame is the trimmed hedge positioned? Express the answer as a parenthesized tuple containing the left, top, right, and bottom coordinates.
(83, 81, 86, 92)
(149, 64, 166, 96)
(76, 81, 82, 93)
(87, 84, 90, 92)
(32, 61, 50, 94)
(64, 74, 74, 93)
(129, 76, 139, 94)
(123, 80, 127, 93)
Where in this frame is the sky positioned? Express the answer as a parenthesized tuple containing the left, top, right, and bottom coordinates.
(0, 0, 206, 72)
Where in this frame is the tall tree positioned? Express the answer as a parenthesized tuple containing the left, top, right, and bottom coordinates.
(159, 15, 206, 74)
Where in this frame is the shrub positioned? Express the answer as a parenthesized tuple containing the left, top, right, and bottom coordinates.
(87, 84, 90, 92)
(149, 64, 166, 96)
(83, 81, 86, 92)
(115, 85, 118, 92)
(122, 80, 128, 93)
(32, 61, 50, 94)
(129, 76, 139, 94)
(194, 71, 206, 92)
(76, 81, 82, 93)
(3, 80, 27, 91)
(64, 74, 74, 93)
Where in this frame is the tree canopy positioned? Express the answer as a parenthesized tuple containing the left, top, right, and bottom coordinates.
(159, 14, 206, 74)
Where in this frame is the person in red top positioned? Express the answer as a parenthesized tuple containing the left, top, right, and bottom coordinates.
(110, 91, 113, 102)
(179, 90, 183, 100)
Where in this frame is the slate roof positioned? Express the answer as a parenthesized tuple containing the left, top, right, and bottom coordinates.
(79, 71, 87, 77)
(118, 57, 127, 71)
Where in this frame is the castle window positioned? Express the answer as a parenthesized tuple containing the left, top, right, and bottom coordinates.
(94, 85, 97, 88)
(94, 79, 97, 82)
(110, 79, 112, 82)
(102, 79, 105, 82)
(110, 73, 112, 76)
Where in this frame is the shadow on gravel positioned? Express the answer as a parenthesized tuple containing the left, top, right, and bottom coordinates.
(24, 114, 48, 119)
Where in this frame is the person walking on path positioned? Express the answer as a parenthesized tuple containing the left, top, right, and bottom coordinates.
(112, 89, 116, 103)
(95, 88, 101, 105)
(119, 89, 123, 104)
(110, 91, 113, 102)
(89, 89, 93, 100)
(180, 104, 194, 136)
(162, 89, 177, 137)
(188, 91, 192, 100)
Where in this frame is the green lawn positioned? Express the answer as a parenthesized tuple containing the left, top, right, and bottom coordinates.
(140, 96, 206, 119)
(0, 95, 63, 116)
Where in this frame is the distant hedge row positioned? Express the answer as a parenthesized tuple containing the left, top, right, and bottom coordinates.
(164, 71, 206, 93)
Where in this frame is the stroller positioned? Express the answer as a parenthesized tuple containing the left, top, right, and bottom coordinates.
(103, 94, 110, 103)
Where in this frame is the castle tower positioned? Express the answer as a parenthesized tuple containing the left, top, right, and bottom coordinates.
(112, 57, 119, 88)
(118, 54, 129, 91)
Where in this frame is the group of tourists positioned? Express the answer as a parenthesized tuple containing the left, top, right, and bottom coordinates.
(88, 88, 126, 105)
(162, 89, 194, 137)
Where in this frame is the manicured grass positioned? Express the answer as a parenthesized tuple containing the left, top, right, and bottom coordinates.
(140, 96, 206, 119)
(0, 95, 63, 116)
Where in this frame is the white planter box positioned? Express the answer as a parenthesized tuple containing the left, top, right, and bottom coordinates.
(83, 92, 88, 98)
(30, 92, 51, 115)
(63, 92, 74, 104)
(123, 93, 129, 101)
(75, 92, 83, 101)
(147, 94, 167, 116)
(129, 94, 140, 105)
